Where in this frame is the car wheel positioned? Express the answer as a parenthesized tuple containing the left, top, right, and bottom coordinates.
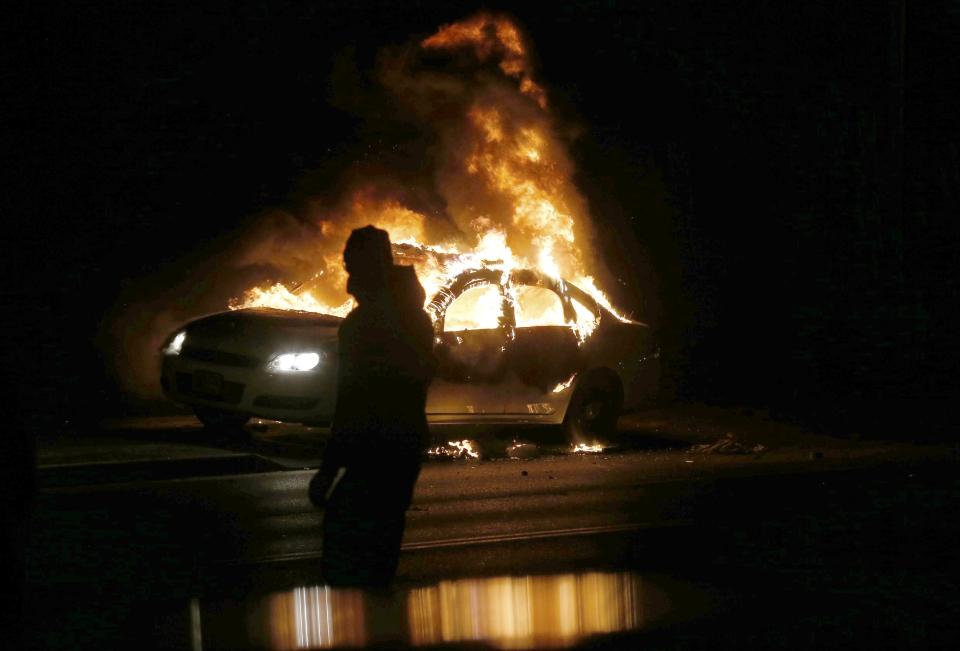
(563, 380, 623, 443)
(193, 407, 250, 431)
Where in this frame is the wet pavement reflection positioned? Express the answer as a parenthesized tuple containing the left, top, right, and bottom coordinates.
(406, 573, 645, 649)
(199, 571, 690, 649)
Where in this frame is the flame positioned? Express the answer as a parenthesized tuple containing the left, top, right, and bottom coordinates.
(552, 373, 577, 394)
(229, 13, 633, 339)
(450, 439, 480, 459)
(514, 285, 564, 328)
(568, 294, 602, 342)
(573, 442, 604, 453)
(572, 275, 632, 323)
(428, 439, 480, 460)
(444, 284, 503, 331)
(421, 12, 547, 109)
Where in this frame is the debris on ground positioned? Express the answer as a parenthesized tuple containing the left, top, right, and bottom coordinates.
(689, 433, 766, 455)
(506, 442, 540, 459)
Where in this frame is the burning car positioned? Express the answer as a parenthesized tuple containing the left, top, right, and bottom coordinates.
(160, 267, 658, 440)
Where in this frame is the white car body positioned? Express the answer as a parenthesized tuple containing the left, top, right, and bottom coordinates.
(161, 269, 659, 431)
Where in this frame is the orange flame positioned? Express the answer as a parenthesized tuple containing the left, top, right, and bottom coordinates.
(421, 12, 547, 109)
(428, 439, 480, 460)
(573, 442, 604, 453)
(230, 13, 631, 337)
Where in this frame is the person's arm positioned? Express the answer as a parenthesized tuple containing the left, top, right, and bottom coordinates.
(323, 316, 357, 474)
(415, 311, 438, 382)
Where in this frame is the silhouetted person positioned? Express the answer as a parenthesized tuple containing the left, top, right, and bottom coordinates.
(311, 225, 435, 586)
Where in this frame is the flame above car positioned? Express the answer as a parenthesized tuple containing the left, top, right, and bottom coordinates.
(227, 12, 632, 344)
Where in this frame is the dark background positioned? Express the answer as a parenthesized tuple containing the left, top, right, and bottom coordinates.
(2, 0, 957, 439)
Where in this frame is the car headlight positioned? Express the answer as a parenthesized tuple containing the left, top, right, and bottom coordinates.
(267, 352, 322, 372)
(163, 331, 187, 356)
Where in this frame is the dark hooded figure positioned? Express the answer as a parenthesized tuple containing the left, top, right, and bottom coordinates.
(310, 225, 436, 586)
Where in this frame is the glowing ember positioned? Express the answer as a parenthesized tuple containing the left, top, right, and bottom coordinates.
(572, 443, 604, 454)
(428, 440, 480, 460)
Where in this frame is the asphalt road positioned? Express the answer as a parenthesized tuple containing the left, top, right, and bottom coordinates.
(22, 410, 960, 649)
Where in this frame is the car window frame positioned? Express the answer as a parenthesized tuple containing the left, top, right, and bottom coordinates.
(428, 268, 602, 334)
(430, 268, 511, 334)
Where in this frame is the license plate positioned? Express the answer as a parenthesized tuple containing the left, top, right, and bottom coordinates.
(193, 371, 223, 396)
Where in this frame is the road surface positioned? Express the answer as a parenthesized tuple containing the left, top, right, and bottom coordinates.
(22, 408, 960, 649)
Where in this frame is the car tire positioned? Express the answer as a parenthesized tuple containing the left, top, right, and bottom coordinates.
(193, 407, 251, 432)
(563, 377, 623, 443)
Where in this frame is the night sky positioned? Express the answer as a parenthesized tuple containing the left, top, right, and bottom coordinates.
(2, 1, 957, 439)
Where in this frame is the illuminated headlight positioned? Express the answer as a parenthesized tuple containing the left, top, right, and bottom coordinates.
(267, 352, 322, 372)
(163, 331, 187, 356)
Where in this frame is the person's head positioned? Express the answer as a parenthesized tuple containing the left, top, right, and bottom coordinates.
(343, 225, 393, 303)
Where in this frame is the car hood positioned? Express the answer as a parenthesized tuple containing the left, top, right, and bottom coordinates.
(182, 308, 341, 361)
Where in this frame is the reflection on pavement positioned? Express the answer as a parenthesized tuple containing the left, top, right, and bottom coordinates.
(228, 571, 672, 649)
(407, 573, 644, 648)
(263, 586, 368, 649)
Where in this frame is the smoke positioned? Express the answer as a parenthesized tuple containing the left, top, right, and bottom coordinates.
(103, 11, 623, 404)
(99, 209, 320, 402)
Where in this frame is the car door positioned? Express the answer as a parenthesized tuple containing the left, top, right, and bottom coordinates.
(502, 279, 583, 417)
(426, 280, 508, 417)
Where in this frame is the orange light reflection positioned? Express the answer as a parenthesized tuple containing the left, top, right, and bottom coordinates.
(256, 572, 646, 650)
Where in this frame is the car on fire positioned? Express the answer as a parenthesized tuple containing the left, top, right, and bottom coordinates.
(160, 268, 659, 440)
